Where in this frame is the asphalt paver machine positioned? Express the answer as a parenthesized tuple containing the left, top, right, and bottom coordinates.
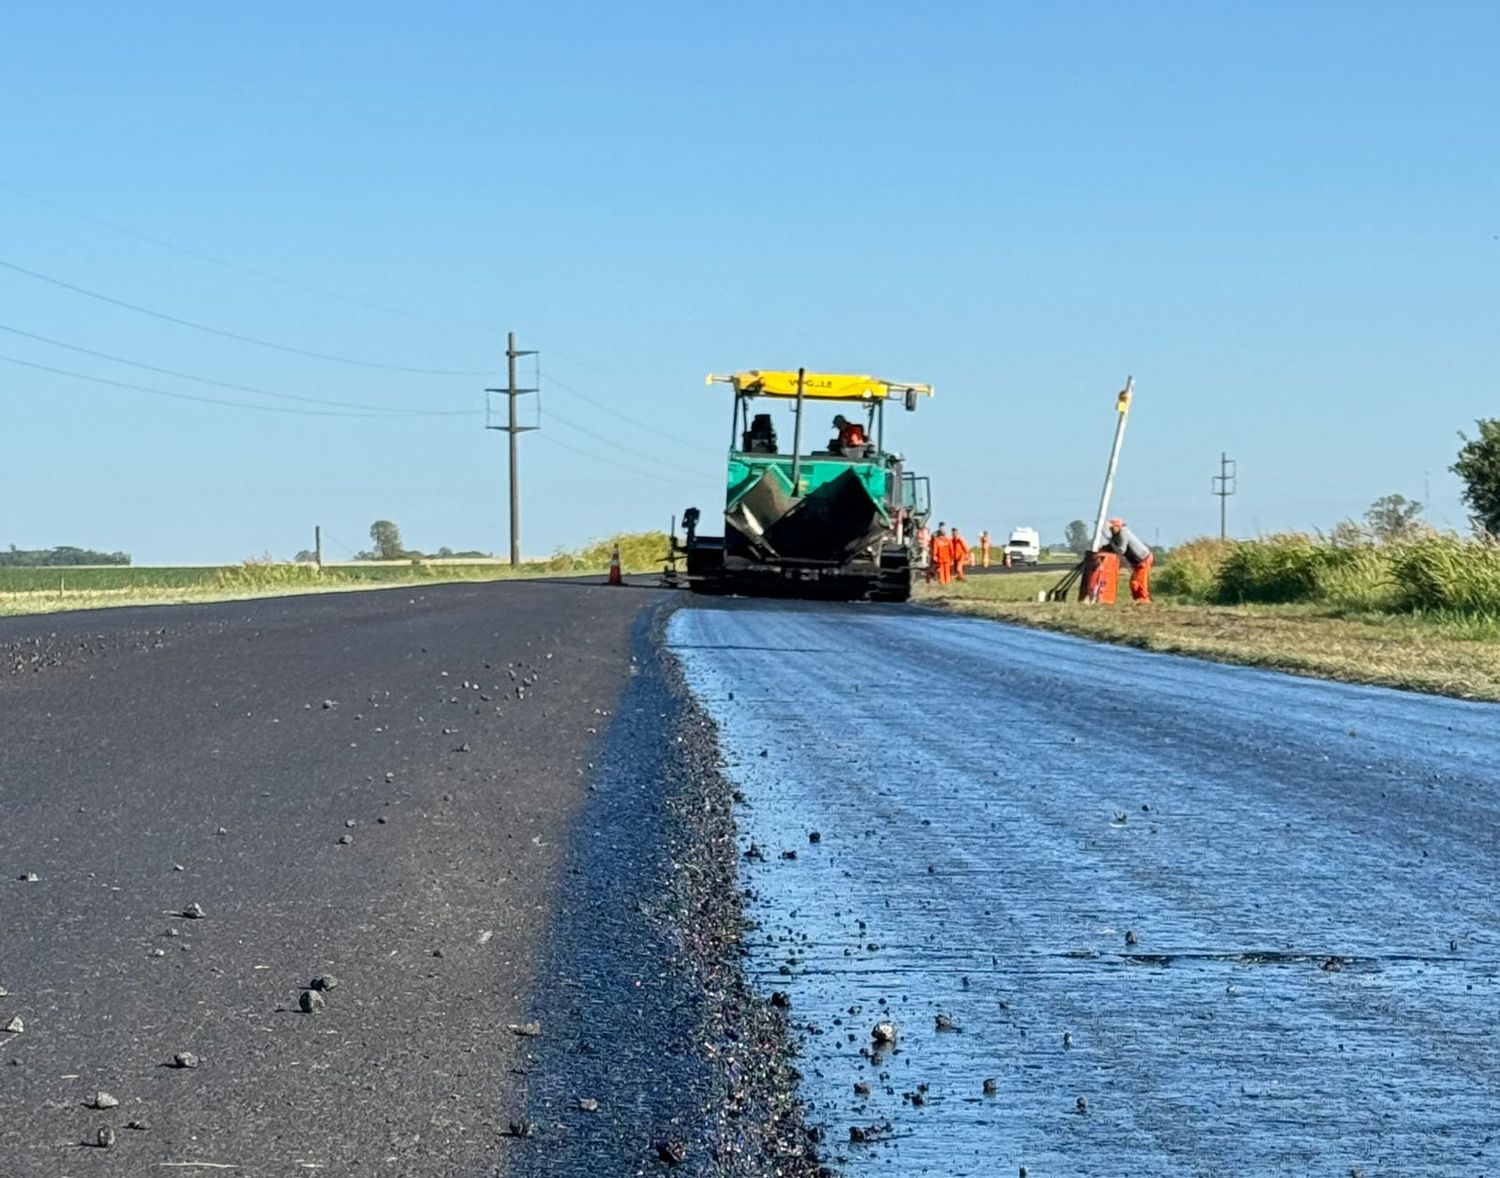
(677, 368, 933, 601)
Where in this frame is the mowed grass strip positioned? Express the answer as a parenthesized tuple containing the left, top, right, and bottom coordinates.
(918, 571, 1500, 702)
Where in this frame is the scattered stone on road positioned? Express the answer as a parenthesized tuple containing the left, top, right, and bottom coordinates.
(3, 1017, 21, 1034)
(172, 1051, 200, 1069)
(871, 1020, 897, 1043)
(88, 1092, 119, 1110)
(508, 1021, 541, 1037)
(299, 990, 325, 1014)
(96, 1125, 116, 1149)
(310, 975, 339, 991)
(655, 1138, 687, 1165)
(181, 902, 206, 919)
(576, 1096, 599, 1112)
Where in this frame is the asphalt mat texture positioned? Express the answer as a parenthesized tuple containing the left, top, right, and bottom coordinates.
(0, 581, 657, 1175)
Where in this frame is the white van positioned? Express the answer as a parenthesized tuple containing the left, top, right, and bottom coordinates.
(1006, 527, 1041, 566)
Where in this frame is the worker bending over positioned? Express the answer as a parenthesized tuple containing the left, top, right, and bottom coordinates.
(950, 528, 970, 581)
(930, 526, 954, 585)
(1105, 518, 1153, 602)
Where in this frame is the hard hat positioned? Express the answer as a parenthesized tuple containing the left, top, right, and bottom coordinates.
(1108, 517, 1124, 531)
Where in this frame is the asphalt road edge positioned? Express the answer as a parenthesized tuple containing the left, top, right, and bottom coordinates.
(510, 599, 825, 1175)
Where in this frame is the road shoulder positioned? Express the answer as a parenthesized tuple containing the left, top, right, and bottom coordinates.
(508, 602, 821, 1176)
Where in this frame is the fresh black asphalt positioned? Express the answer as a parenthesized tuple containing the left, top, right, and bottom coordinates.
(0, 581, 653, 1174)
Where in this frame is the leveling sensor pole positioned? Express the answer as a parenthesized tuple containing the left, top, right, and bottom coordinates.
(1090, 377, 1135, 551)
(1045, 376, 1135, 602)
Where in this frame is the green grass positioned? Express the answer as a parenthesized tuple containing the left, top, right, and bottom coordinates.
(919, 567, 1500, 702)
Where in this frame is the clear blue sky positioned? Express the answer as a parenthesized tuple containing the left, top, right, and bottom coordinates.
(3, 2, 1496, 562)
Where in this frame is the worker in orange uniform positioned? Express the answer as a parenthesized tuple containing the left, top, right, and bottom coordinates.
(1104, 518, 1154, 602)
(830, 414, 866, 453)
(950, 528, 970, 581)
(930, 526, 954, 585)
(979, 530, 991, 568)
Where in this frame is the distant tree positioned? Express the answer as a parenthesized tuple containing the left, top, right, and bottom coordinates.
(1364, 494, 1427, 543)
(1452, 419, 1500, 537)
(435, 546, 454, 559)
(293, 549, 318, 563)
(1063, 519, 1092, 556)
(369, 520, 404, 560)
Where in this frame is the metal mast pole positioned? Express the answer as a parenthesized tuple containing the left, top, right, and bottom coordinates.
(485, 332, 537, 566)
(789, 367, 807, 492)
(1090, 377, 1135, 551)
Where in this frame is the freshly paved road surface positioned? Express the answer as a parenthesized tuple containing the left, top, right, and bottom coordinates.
(670, 598, 1500, 1175)
(0, 581, 652, 1175)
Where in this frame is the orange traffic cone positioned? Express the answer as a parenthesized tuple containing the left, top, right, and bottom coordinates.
(607, 543, 623, 586)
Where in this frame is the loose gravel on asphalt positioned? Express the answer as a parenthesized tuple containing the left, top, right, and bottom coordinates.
(0, 581, 651, 1173)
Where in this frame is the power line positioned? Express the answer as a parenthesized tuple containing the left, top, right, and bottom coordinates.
(542, 402, 709, 480)
(0, 352, 458, 418)
(533, 430, 704, 491)
(0, 258, 491, 376)
(541, 371, 712, 454)
(0, 178, 499, 333)
(0, 321, 479, 416)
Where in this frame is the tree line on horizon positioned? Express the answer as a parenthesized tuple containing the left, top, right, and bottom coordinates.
(293, 520, 491, 563)
(0, 544, 130, 567)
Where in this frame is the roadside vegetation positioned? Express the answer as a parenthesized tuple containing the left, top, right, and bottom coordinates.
(921, 534, 1500, 701)
(0, 532, 670, 618)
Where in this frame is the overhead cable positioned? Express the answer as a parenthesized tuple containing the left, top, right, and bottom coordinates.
(0, 322, 478, 416)
(541, 371, 713, 454)
(533, 430, 703, 491)
(0, 258, 490, 376)
(0, 178, 498, 332)
(542, 403, 708, 480)
(0, 353, 459, 418)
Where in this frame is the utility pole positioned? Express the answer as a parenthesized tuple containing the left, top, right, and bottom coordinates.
(1213, 452, 1237, 540)
(314, 525, 323, 570)
(485, 332, 537, 566)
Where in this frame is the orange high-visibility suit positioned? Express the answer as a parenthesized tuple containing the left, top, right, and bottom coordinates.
(951, 531, 970, 581)
(1105, 521, 1154, 603)
(1129, 554, 1154, 602)
(930, 533, 954, 585)
(979, 531, 991, 568)
(838, 421, 866, 447)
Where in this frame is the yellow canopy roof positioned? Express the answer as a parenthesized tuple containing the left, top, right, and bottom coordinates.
(706, 370, 934, 402)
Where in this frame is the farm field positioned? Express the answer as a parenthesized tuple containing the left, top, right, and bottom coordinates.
(0, 533, 669, 616)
